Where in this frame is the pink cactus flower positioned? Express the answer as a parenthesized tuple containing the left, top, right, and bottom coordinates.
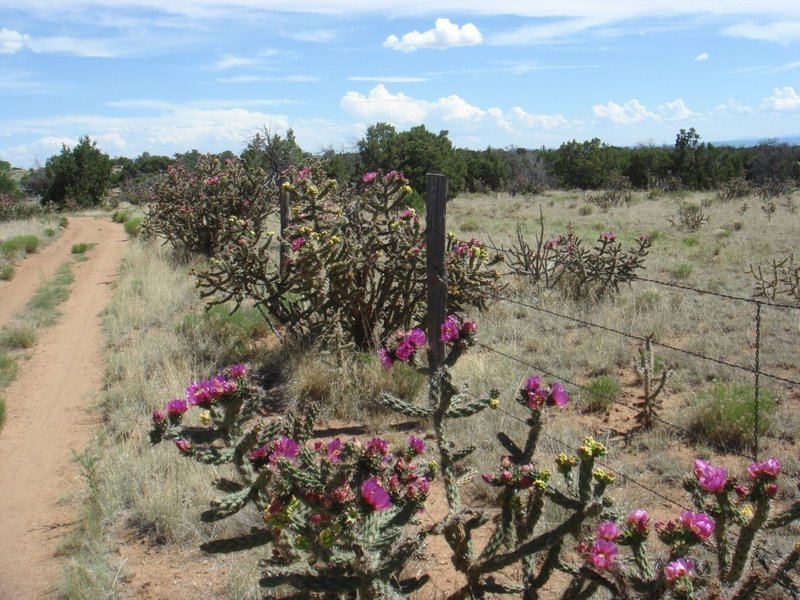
(361, 171, 378, 184)
(549, 382, 569, 406)
(626, 509, 650, 534)
(405, 328, 427, 348)
(588, 539, 618, 570)
(270, 436, 300, 463)
(174, 438, 191, 453)
(747, 457, 781, 480)
(152, 410, 166, 423)
(228, 363, 247, 378)
(166, 398, 188, 417)
(394, 341, 415, 362)
(290, 237, 305, 251)
(600, 231, 616, 242)
(461, 320, 478, 335)
(377, 347, 394, 369)
(680, 510, 715, 541)
(440, 315, 461, 342)
(326, 438, 343, 463)
(595, 520, 622, 541)
(664, 558, 695, 583)
(693, 459, 728, 494)
(408, 436, 425, 455)
(361, 477, 392, 511)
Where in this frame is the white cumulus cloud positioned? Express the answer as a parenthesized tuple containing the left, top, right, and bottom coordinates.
(0, 28, 30, 54)
(657, 99, 696, 121)
(383, 18, 482, 52)
(509, 107, 569, 129)
(695, 52, 709, 61)
(762, 86, 800, 110)
(340, 84, 428, 123)
(592, 99, 655, 124)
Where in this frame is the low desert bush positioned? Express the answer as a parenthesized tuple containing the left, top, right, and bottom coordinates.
(0, 264, 13, 281)
(581, 374, 621, 412)
(686, 383, 774, 451)
(1, 234, 39, 258)
(123, 216, 143, 237)
(0, 325, 37, 351)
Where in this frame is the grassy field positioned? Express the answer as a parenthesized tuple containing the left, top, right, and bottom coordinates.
(57, 189, 800, 598)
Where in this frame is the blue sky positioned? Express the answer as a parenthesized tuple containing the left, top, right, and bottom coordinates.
(1, 1, 800, 167)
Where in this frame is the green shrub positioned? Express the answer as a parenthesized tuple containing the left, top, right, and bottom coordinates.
(0, 264, 13, 281)
(59, 216, 69, 228)
(0, 326, 37, 351)
(0, 353, 17, 387)
(687, 383, 774, 451)
(111, 210, 130, 223)
(44, 228, 56, 237)
(683, 236, 699, 247)
(671, 263, 693, 279)
(1, 234, 39, 258)
(577, 204, 593, 216)
(123, 216, 143, 238)
(459, 219, 480, 232)
(581, 374, 620, 412)
(71, 242, 94, 254)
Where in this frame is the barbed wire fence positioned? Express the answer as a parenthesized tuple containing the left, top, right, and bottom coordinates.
(423, 173, 798, 542)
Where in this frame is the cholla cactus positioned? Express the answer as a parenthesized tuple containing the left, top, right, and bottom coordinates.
(633, 336, 671, 430)
(196, 165, 503, 351)
(150, 363, 435, 597)
(141, 154, 276, 257)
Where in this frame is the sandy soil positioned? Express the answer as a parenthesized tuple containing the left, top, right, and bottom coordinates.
(0, 217, 128, 599)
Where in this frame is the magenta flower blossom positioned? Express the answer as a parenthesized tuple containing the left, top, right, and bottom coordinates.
(588, 539, 618, 570)
(461, 320, 478, 335)
(152, 410, 166, 423)
(693, 459, 728, 494)
(297, 166, 311, 180)
(600, 231, 616, 242)
(361, 477, 392, 511)
(747, 457, 781, 480)
(766, 483, 779, 498)
(333, 485, 354, 505)
(205, 175, 220, 186)
(680, 510, 715, 541)
(394, 341, 415, 362)
(549, 382, 569, 406)
(270, 436, 300, 463)
(365, 437, 389, 457)
(290, 237, 305, 251)
(166, 398, 188, 417)
(400, 208, 415, 219)
(377, 347, 394, 369)
(525, 376, 541, 392)
(406, 476, 429, 501)
(626, 509, 650, 534)
(228, 363, 247, 378)
(361, 171, 378, 184)
(595, 520, 622, 541)
(384, 170, 402, 181)
(527, 388, 548, 410)
(408, 435, 425, 455)
(664, 558, 695, 583)
(440, 315, 461, 342)
(326, 438, 344, 463)
(174, 438, 191, 453)
(405, 328, 427, 348)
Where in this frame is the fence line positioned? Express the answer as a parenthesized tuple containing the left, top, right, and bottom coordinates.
(491, 402, 695, 513)
(487, 292, 800, 388)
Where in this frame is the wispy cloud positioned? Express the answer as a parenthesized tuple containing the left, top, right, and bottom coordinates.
(348, 75, 429, 83)
(489, 18, 604, 45)
(723, 21, 800, 45)
(209, 54, 262, 71)
(282, 29, 337, 43)
(216, 74, 319, 83)
(384, 18, 482, 52)
(695, 52, 708, 61)
(0, 27, 121, 57)
(762, 86, 800, 111)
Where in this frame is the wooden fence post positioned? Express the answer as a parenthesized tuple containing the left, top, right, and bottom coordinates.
(278, 176, 290, 278)
(426, 173, 448, 370)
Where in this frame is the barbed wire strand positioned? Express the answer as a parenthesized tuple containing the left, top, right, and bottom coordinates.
(473, 340, 757, 463)
(481, 241, 800, 312)
(487, 292, 800, 388)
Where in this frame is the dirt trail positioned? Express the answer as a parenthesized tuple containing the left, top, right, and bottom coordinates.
(0, 217, 128, 599)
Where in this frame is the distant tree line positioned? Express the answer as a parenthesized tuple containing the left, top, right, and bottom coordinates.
(10, 125, 800, 208)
